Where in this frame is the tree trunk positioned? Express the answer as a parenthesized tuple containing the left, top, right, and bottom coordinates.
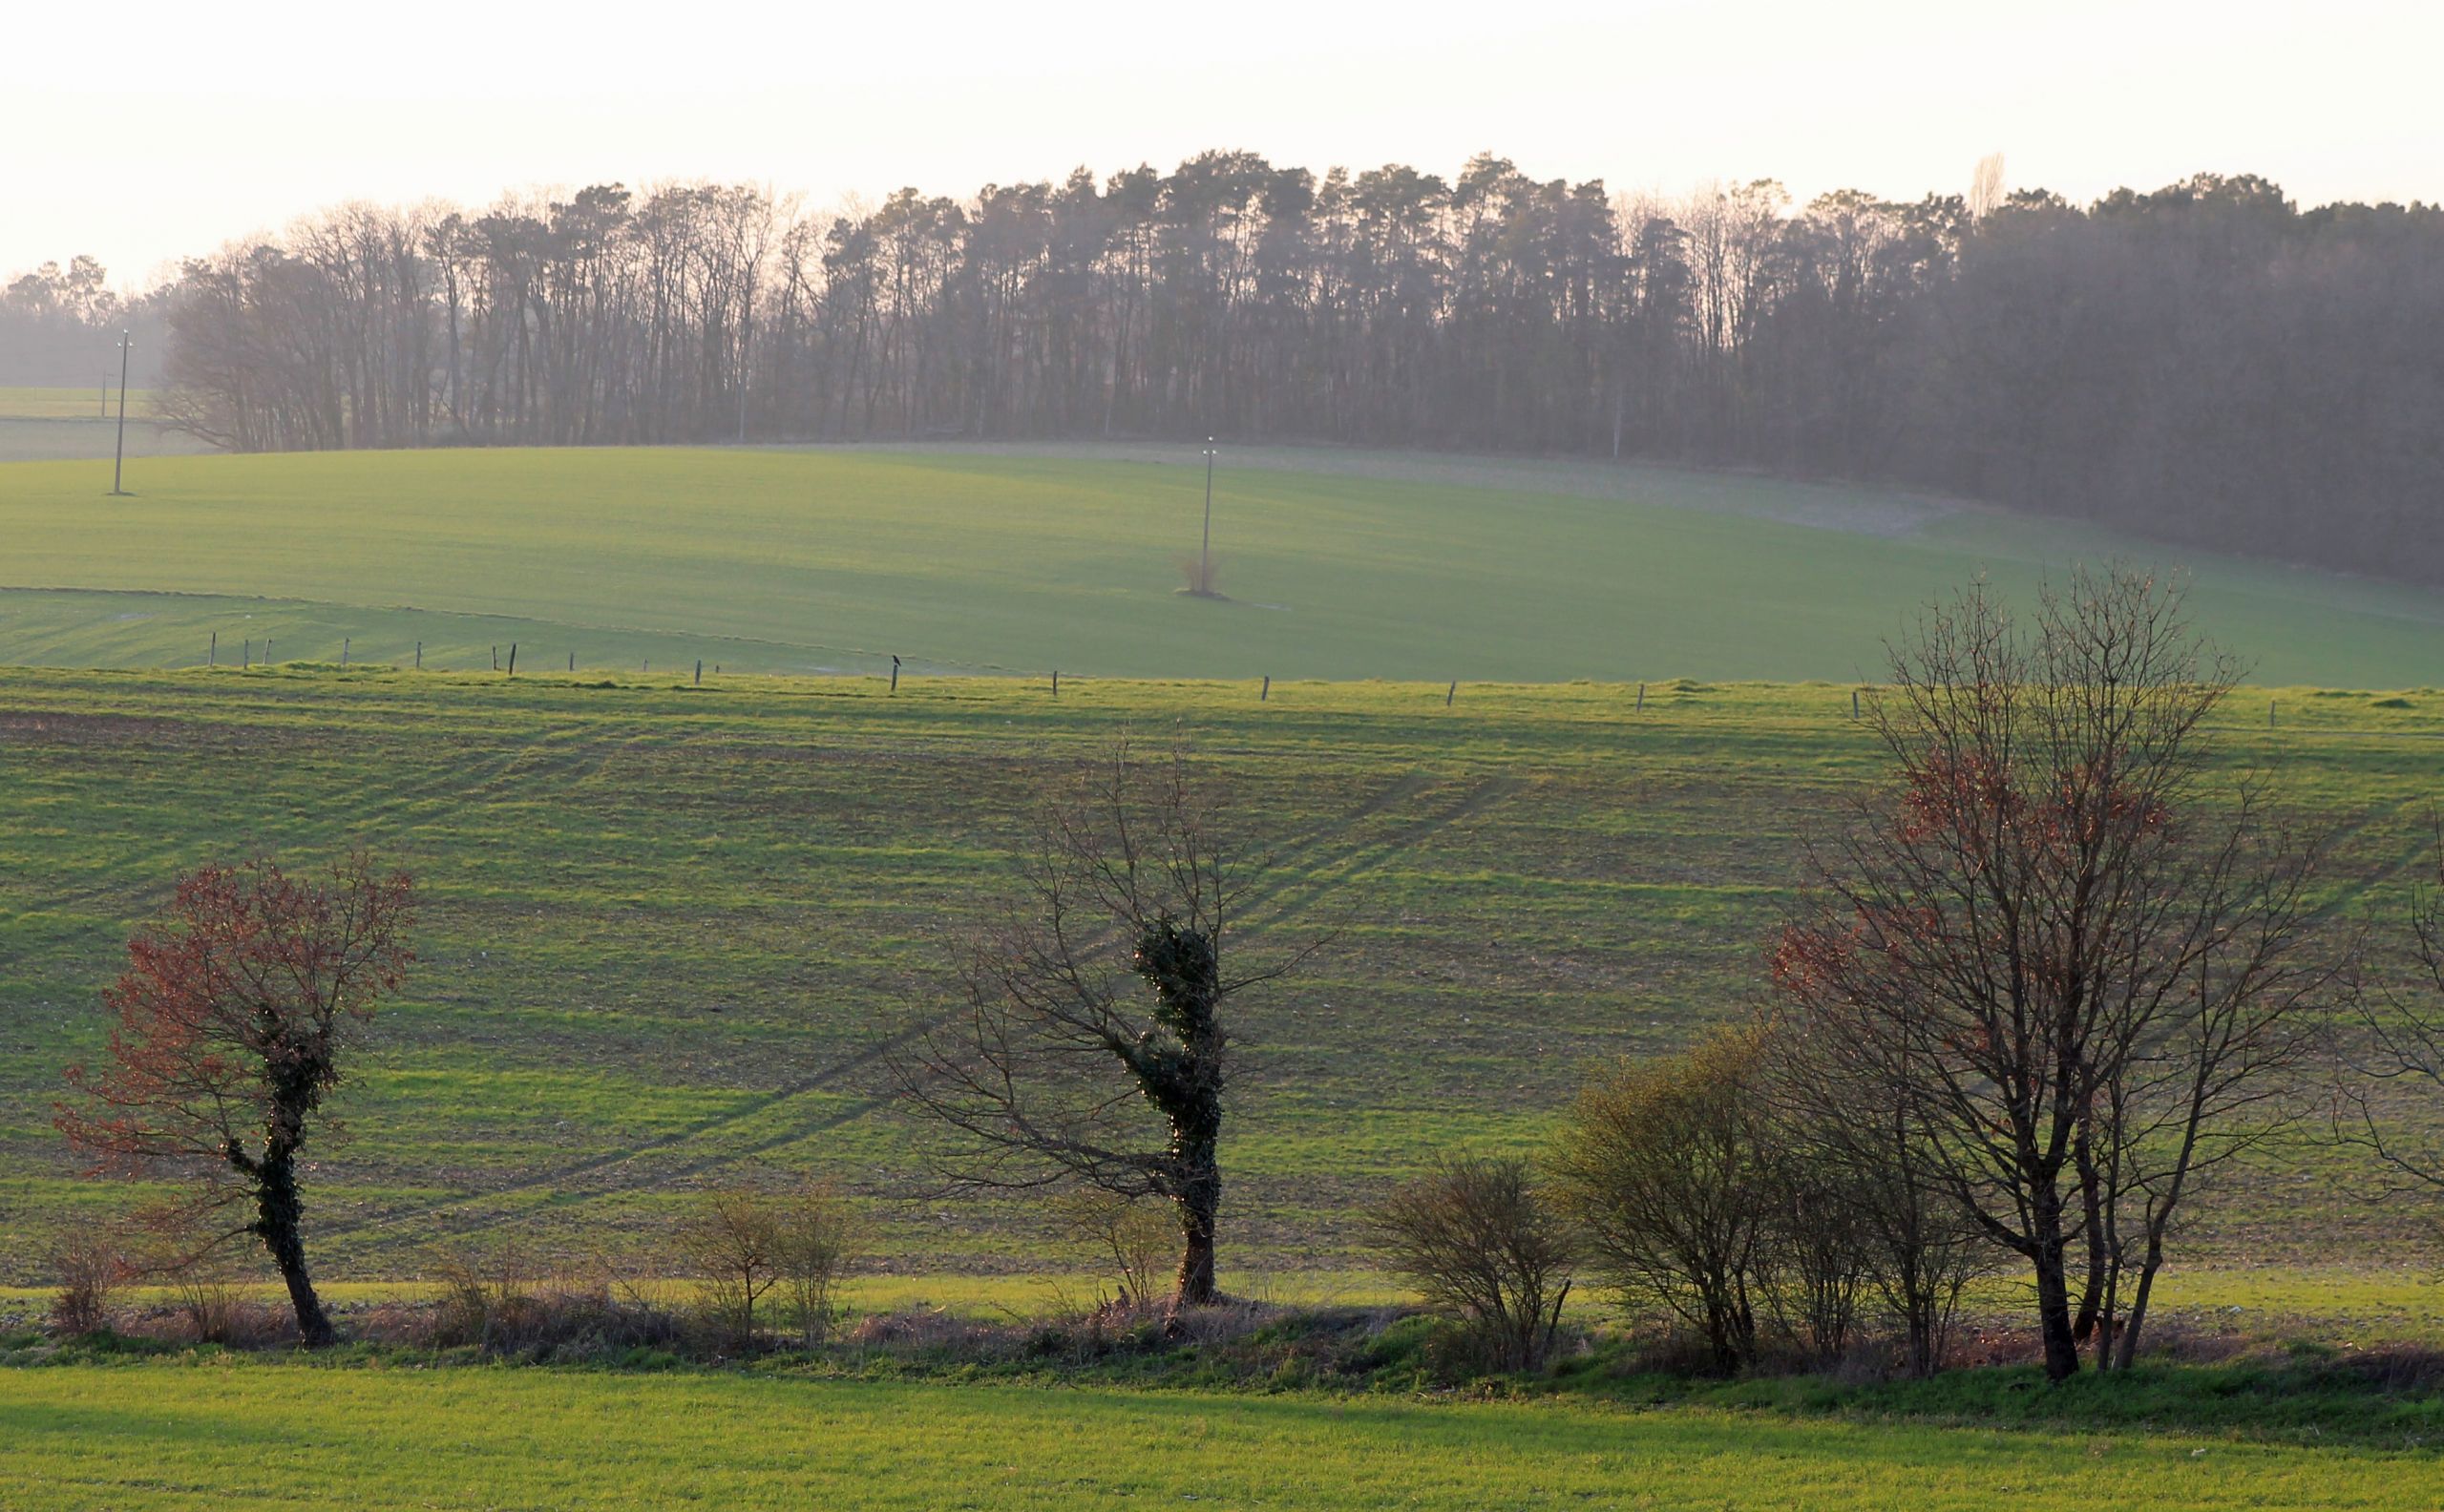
(2115, 1231, 2169, 1371)
(255, 1141, 334, 1347)
(2031, 1237, 2080, 1381)
(1175, 1187, 1219, 1306)
(2072, 1144, 2107, 1342)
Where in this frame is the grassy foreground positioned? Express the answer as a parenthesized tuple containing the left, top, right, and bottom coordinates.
(2, 445, 2442, 683)
(1, 1363, 2433, 1511)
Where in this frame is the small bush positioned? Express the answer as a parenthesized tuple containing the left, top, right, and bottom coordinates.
(420, 1242, 682, 1360)
(676, 1189, 782, 1352)
(1549, 1026, 1780, 1374)
(170, 1272, 262, 1345)
(1054, 1189, 1175, 1307)
(50, 1234, 131, 1337)
(1370, 1156, 1575, 1373)
(772, 1181, 868, 1348)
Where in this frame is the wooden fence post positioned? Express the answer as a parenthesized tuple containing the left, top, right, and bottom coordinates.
(1260, 675, 1269, 702)
(1852, 688, 1861, 720)
(890, 655, 900, 693)
(1052, 669, 1060, 698)
(208, 631, 216, 667)
(508, 642, 518, 677)
(694, 659, 703, 686)
(342, 637, 349, 667)
(1446, 681, 1456, 707)
(415, 641, 422, 669)
(1635, 682, 1645, 712)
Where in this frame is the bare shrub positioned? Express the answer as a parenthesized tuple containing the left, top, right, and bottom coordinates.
(169, 1271, 251, 1344)
(51, 1232, 132, 1336)
(1755, 1012, 1999, 1377)
(1756, 1147, 1871, 1366)
(676, 1189, 781, 1350)
(773, 1181, 868, 1348)
(418, 1242, 681, 1359)
(430, 1241, 546, 1350)
(1056, 1188, 1176, 1307)
(1370, 1156, 1574, 1372)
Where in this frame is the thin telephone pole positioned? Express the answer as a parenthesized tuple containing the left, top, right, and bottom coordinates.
(1198, 436, 1217, 594)
(109, 331, 134, 496)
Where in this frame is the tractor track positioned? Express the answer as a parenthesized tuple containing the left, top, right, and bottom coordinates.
(319, 765, 1522, 1258)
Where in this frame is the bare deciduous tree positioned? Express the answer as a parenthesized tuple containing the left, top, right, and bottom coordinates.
(677, 1189, 781, 1349)
(2339, 821, 2444, 1196)
(1757, 1017, 1997, 1377)
(1773, 569, 2333, 1379)
(892, 740, 1309, 1308)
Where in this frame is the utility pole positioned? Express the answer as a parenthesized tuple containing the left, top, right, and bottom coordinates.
(1199, 436, 1217, 594)
(109, 331, 134, 496)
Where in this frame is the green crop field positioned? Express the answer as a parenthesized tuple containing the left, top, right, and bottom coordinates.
(0, 388, 156, 422)
(5, 1363, 2440, 1511)
(1, 668, 2439, 1297)
(1, 444, 2440, 684)
(0, 388, 205, 467)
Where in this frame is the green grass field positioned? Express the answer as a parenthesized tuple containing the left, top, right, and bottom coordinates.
(5, 1363, 2438, 1511)
(1, 444, 2439, 683)
(0, 387, 205, 467)
(0, 387, 155, 422)
(1, 668, 2438, 1297)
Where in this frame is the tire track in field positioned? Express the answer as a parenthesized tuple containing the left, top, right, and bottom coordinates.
(320, 766, 1519, 1257)
(14, 707, 619, 928)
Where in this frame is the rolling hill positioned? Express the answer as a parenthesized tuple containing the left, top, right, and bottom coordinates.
(0, 443, 2436, 685)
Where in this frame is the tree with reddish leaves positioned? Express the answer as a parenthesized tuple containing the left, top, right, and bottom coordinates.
(1773, 570, 2331, 1380)
(57, 855, 413, 1347)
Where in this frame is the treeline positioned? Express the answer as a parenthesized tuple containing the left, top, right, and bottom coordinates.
(146, 156, 2444, 584)
(0, 257, 166, 386)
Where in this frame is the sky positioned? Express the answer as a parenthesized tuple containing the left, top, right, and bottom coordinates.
(6, 0, 2440, 287)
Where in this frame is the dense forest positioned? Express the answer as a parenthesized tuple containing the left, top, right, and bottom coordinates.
(14, 154, 2443, 583)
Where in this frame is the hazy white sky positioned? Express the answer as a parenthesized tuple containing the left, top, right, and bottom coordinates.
(7, 0, 2439, 286)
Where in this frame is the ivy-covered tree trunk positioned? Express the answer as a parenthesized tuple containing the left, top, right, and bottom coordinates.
(1129, 917, 1226, 1307)
(247, 1072, 336, 1347)
(258, 1144, 335, 1347)
(1176, 1165, 1220, 1306)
